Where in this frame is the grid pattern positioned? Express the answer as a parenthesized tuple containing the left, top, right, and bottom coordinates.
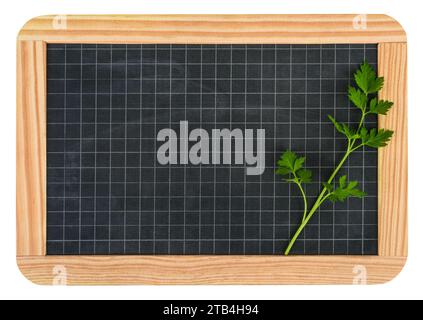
(46, 44, 378, 255)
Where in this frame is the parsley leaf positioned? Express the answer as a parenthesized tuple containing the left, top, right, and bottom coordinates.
(327, 115, 344, 134)
(278, 62, 395, 255)
(276, 151, 312, 184)
(276, 151, 310, 176)
(328, 115, 359, 140)
(354, 61, 385, 95)
(360, 127, 394, 148)
(348, 86, 367, 111)
(327, 175, 366, 203)
(297, 169, 312, 184)
(369, 98, 394, 115)
(276, 151, 297, 172)
(276, 151, 313, 226)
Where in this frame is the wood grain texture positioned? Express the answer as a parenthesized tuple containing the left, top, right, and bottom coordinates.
(17, 14, 406, 44)
(378, 43, 408, 257)
(17, 255, 406, 285)
(16, 16, 408, 285)
(16, 41, 46, 256)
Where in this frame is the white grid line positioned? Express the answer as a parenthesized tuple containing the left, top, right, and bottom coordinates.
(46, 44, 378, 256)
(347, 44, 351, 255)
(62, 45, 67, 254)
(288, 45, 292, 249)
(198, 45, 203, 254)
(79, 45, 83, 254)
(273, 44, 277, 254)
(304, 45, 308, 254)
(138, 44, 143, 253)
(243, 46, 247, 254)
(318, 45, 322, 255)
(214, 45, 217, 254)
(168, 45, 172, 254)
(259, 45, 263, 254)
(229, 45, 232, 254)
(123, 45, 128, 254)
(362, 44, 366, 255)
(107, 45, 112, 254)
(153, 45, 157, 253)
(333, 45, 337, 254)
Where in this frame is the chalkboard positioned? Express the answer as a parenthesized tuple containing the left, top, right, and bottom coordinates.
(46, 44, 378, 256)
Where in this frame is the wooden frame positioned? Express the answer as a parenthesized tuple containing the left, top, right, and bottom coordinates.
(16, 15, 407, 285)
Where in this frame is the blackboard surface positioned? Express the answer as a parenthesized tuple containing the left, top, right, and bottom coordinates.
(46, 44, 378, 255)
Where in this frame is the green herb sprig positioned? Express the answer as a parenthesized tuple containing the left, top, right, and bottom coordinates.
(277, 62, 394, 255)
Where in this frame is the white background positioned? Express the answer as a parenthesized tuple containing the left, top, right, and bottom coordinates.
(1, 0, 420, 300)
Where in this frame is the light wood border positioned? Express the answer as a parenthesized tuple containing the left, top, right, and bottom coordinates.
(18, 14, 406, 44)
(16, 15, 407, 285)
(17, 40, 46, 256)
(378, 43, 408, 257)
(17, 256, 406, 285)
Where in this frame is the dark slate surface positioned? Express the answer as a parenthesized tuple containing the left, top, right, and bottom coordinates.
(46, 44, 378, 255)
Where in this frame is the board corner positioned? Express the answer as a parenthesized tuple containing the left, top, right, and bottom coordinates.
(378, 14, 407, 43)
(17, 15, 54, 41)
(16, 256, 50, 286)
(370, 256, 408, 285)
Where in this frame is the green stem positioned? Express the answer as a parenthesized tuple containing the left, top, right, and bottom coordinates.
(284, 152, 349, 255)
(351, 110, 367, 148)
(284, 193, 331, 255)
(284, 108, 368, 255)
(351, 143, 364, 153)
(294, 181, 308, 223)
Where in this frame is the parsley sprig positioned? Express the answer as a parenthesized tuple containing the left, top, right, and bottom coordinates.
(277, 62, 394, 255)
